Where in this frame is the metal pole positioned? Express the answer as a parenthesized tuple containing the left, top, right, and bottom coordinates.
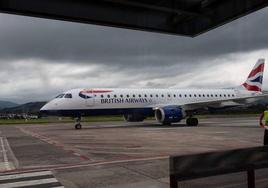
(170, 175, 178, 188)
(247, 169, 255, 188)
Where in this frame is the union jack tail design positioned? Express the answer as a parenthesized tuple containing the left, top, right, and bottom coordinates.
(242, 59, 265, 92)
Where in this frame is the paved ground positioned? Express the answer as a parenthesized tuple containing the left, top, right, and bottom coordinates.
(0, 117, 267, 187)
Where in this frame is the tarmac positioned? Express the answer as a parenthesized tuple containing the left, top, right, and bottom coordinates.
(0, 116, 267, 188)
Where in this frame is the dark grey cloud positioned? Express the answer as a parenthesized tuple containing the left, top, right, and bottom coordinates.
(0, 8, 267, 103)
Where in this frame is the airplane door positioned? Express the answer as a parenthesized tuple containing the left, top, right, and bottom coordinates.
(86, 90, 95, 106)
(79, 89, 95, 106)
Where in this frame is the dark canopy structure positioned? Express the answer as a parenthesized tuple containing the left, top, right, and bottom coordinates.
(0, 0, 268, 37)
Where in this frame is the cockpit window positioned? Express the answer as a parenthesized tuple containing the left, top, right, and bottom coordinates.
(55, 94, 64, 98)
(64, 93, 72, 98)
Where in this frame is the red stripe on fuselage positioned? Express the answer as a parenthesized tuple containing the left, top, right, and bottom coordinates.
(81, 90, 113, 94)
(243, 83, 261, 91)
(248, 63, 264, 78)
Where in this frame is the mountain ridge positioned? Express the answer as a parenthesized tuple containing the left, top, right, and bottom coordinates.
(0, 100, 18, 110)
(0, 101, 46, 115)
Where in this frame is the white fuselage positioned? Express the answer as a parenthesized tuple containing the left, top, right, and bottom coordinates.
(41, 88, 258, 113)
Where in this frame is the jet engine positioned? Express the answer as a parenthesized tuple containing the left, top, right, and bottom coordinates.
(123, 114, 145, 122)
(155, 106, 185, 124)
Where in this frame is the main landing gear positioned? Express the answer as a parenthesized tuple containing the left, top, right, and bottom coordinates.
(75, 117, 82, 129)
(186, 117, 199, 126)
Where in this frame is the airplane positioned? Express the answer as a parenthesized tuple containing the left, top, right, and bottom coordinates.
(40, 59, 267, 129)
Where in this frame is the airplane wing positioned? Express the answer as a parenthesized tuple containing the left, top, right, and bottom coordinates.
(152, 94, 268, 111)
(182, 94, 268, 111)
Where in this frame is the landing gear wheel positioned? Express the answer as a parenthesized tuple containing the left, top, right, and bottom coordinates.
(192, 118, 198, 126)
(74, 116, 82, 129)
(75, 123, 82, 129)
(186, 118, 191, 126)
(186, 117, 198, 126)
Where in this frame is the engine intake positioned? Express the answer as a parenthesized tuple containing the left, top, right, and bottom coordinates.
(155, 106, 184, 124)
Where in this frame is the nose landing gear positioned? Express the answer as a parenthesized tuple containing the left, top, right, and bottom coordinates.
(75, 117, 82, 129)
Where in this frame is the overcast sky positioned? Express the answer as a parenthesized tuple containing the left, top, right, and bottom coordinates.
(0, 8, 268, 104)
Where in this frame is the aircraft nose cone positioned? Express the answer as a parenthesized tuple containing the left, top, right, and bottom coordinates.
(40, 104, 48, 111)
(40, 103, 52, 116)
(40, 105, 47, 114)
(40, 101, 60, 116)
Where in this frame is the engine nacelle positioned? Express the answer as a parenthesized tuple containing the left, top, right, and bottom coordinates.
(123, 114, 145, 122)
(155, 106, 184, 124)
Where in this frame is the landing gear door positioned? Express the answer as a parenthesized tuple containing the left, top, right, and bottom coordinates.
(79, 89, 95, 106)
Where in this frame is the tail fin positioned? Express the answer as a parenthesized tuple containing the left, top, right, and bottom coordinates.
(242, 59, 265, 92)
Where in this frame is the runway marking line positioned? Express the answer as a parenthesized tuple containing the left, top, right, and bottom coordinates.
(0, 137, 12, 171)
(0, 178, 58, 187)
(18, 127, 90, 161)
(0, 170, 64, 188)
(0, 170, 52, 180)
(0, 154, 169, 175)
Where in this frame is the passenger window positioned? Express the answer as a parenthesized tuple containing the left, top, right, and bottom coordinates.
(150, 94, 153, 97)
(219, 94, 222, 97)
(189, 94, 192, 97)
(120, 94, 123, 98)
(114, 95, 117, 98)
(156, 94, 158, 97)
(224, 94, 226, 97)
(199, 94, 201, 97)
(126, 94, 129, 98)
(194, 94, 197, 97)
(185, 94, 187, 97)
(64, 93, 72, 98)
(144, 94, 147, 97)
(179, 94, 182, 97)
(211, 94, 213, 97)
(101, 95, 104, 98)
(232, 94, 235, 97)
(107, 95, 110, 98)
(161, 94, 164, 97)
(215, 94, 217, 97)
(207, 94, 209, 97)
(228, 94, 230, 97)
(133, 94, 135, 97)
(173, 94, 176, 97)
(203, 94, 205, 97)
(168, 94, 170, 97)
(139, 94, 141, 97)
